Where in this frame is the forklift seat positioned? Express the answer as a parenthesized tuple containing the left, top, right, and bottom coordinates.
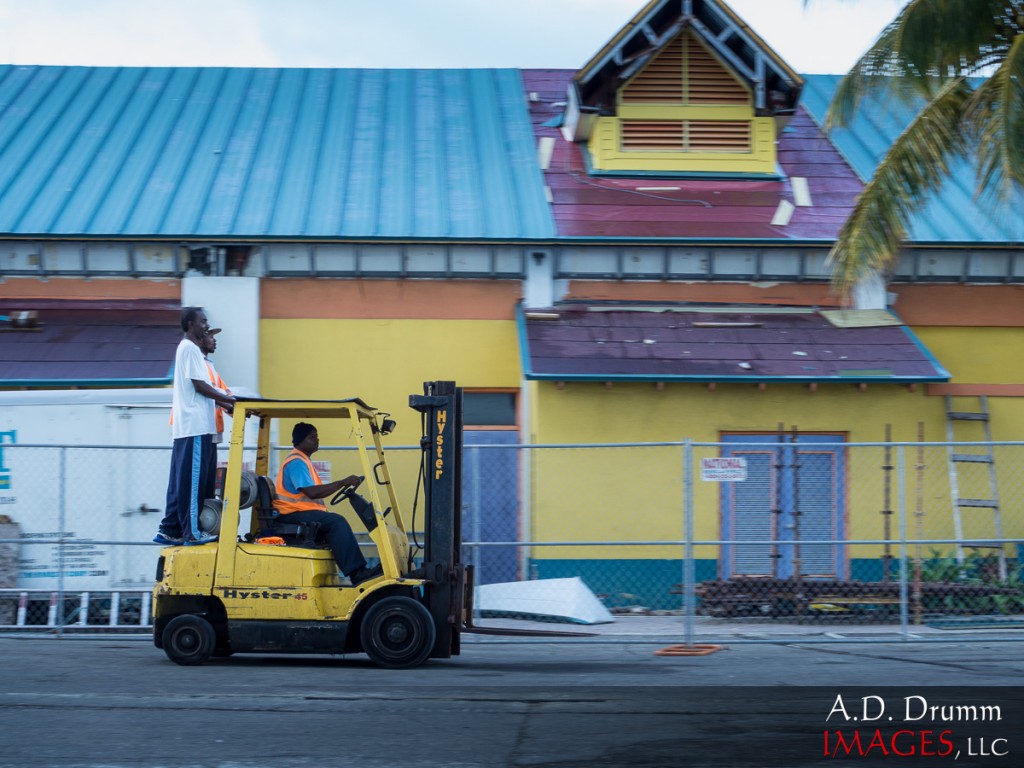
(254, 475, 321, 546)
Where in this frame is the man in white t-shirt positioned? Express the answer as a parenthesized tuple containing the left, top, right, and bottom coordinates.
(154, 308, 236, 546)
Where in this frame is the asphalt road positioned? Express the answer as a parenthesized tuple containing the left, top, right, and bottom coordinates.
(1, 635, 1022, 768)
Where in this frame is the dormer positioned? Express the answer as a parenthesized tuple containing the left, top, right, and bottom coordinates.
(564, 0, 803, 177)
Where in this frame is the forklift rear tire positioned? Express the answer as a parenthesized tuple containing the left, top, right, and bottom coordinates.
(162, 614, 217, 666)
(360, 596, 435, 669)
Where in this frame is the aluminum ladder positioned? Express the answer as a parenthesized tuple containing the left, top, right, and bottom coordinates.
(945, 395, 1006, 580)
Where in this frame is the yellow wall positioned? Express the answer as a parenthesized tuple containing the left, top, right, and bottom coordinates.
(261, 317, 520, 439)
(261, 316, 521, 520)
(917, 327, 1024, 441)
(526, 369, 1024, 563)
(917, 327, 1024, 387)
(253, 290, 1024, 572)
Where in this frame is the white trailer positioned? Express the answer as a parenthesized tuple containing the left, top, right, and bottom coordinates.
(0, 387, 261, 592)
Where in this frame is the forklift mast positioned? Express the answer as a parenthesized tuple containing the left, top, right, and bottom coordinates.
(409, 380, 465, 659)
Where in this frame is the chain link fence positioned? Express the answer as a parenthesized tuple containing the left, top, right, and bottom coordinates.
(2, 440, 1023, 642)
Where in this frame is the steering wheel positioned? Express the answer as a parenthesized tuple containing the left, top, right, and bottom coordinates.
(330, 475, 365, 506)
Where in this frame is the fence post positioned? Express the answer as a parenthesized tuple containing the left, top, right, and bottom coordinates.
(680, 443, 686, 615)
(897, 445, 909, 638)
(470, 445, 481, 622)
(57, 446, 67, 637)
(683, 440, 696, 646)
(519, 443, 533, 582)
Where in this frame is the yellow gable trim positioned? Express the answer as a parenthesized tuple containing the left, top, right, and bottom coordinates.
(588, 115, 776, 174)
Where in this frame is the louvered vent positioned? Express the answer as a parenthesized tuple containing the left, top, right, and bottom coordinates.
(688, 121, 750, 151)
(622, 32, 749, 105)
(621, 120, 750, 152)
(622, 37, 683, 103)
(684, 34, 749, 104)
(621, 121, 684, 150)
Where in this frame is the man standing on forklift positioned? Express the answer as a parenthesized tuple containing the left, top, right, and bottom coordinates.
(154, 308, 236, 546)
(274, 423, 383, 586)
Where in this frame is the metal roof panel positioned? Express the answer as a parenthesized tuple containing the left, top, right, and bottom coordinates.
(0, 66, 554, 240)
(801, 74, 1024, 244)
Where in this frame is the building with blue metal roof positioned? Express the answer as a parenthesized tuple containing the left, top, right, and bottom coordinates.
(0, 0, 1021, 597)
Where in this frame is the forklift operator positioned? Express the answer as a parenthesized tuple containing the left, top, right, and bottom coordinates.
(273, 423, 383, 587)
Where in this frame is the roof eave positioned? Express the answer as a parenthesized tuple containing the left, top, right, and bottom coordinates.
(524, 373, 951, 384)
(0, 377, 174, 389)
(573, 0, 802, 112)
(575, 0, 664, 84)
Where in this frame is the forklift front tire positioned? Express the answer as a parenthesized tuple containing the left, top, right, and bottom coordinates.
(162, 614, 217, 666)
(360, 596, 435, 669)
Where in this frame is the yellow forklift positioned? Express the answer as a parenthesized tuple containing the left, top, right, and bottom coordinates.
(153, 381, 579, 669)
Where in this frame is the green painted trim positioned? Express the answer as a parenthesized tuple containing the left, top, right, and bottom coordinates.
(525, 372, 949, 384)
(552, 235, 836, 245)
(0, 377, 173, 388)
(515, 303, 535, 379)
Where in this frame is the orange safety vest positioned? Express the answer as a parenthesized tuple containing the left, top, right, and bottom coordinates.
(273, 449, 327, 515)
(207, 362, 228, 434)
(169, 359, 230, 433)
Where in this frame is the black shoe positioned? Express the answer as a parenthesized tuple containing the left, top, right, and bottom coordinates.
(349, 564, 384, 586)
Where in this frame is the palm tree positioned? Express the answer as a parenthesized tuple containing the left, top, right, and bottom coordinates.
(821, 0, 1024, 289)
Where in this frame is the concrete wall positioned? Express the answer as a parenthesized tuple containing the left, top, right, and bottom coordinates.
(182, 276, 260, 394)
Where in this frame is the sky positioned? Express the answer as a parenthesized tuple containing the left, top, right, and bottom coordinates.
(0, 0, 906, 74)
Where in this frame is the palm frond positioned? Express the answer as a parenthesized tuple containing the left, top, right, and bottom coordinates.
(828, 78, 972, 288)
(827, 21, 912, 129)
(898, 0, 1019, 76)
(826, 0, 1022, 129)
(967, 32, 1024, 198)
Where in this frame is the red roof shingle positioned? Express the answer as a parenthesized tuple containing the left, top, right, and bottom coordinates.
(0, 300, 180, 386)
(521, 305, 949, 383)
(521, 69, 862, 242)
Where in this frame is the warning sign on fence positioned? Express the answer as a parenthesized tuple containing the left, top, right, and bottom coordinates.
(700, 457, 747, 482)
